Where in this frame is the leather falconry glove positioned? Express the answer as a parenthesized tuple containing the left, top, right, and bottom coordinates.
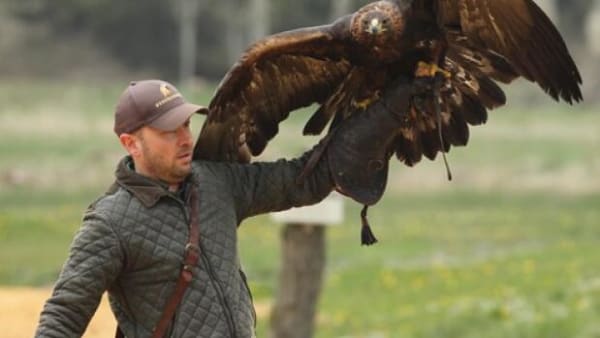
(326, 75, 432, 245)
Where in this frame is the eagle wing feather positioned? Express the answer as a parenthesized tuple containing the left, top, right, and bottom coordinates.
(194, 19, 354, 162)
(435, 0, 582, 103)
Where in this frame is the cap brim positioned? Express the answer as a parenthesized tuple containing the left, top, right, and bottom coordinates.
(149, 103, 209, 131)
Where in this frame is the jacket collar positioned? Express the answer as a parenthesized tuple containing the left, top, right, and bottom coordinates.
(115, 156, 188, 208)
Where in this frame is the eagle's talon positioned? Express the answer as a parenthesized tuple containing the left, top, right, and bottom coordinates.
(415, 61, 451, 79)
(352, 91, 381, 110)
(352, 98, 372, 110)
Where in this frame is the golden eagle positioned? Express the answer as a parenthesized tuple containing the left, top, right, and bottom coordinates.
(193, 0, 582, 169)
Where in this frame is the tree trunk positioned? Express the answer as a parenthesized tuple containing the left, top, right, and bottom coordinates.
(270, 224, 326, 338)
(249, 0, 270, 43)
(586, 2, 600, 57)
(178, 0, 200, 85)
(556, 0, 593, 48)
(222, 0, 246, 65)
(330, 0, 353, 20)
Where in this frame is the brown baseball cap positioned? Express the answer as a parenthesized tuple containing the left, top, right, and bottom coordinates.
(113, 79, 208, 135)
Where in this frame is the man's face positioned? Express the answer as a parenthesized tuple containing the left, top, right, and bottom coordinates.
(133, 119, 194, 185)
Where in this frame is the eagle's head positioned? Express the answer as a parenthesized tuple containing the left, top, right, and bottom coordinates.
(365, 16, 387, 35)
(351, 1, 406, 52)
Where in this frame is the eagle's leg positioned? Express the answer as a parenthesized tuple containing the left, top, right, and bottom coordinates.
(434, 35, 453, 180)
(413, 36, 453, 180)
(415, 33, 451, 79)
(432, 71, 453, 181)
(412, 65, 453, 180)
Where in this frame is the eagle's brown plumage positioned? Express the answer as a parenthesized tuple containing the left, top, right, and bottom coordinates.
(193, 0, 582, 167)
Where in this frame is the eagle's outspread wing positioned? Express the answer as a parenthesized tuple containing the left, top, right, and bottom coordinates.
(393, 33, 520, 166)
(434, 0, 583, 103)
(194, 2, 411, 163)
(193, 19, 355, 162)
(389, 0, 583, 166)
(195, 0, 582, 169)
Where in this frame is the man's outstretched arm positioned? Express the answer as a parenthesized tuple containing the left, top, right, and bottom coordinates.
(213, 75, 424, 223)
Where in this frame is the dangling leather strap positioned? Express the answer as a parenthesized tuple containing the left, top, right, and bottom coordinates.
(151, 187, 201, 338)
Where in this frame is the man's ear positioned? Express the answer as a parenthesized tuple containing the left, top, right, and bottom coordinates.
(119, 132, 142, 157)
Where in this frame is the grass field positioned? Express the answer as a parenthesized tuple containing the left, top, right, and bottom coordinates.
(1, 79, 599, 337)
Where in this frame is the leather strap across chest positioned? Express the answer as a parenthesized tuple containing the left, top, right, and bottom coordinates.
(151, 187, 201, 338)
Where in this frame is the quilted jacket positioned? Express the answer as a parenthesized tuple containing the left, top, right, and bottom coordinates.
(35, 151, 333, 338)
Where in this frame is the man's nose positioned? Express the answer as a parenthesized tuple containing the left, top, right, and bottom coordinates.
(176, 126, 193, 146)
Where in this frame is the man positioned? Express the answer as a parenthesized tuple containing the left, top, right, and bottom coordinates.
(35, 77, 423, 337)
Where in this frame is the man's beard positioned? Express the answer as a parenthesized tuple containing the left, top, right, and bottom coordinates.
(140, 141, 191, 184)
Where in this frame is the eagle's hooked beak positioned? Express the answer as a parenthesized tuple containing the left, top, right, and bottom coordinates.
(366, 18, 385, 34)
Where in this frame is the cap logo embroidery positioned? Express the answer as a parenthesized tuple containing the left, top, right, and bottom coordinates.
(155, 84, 182, 108)
(160, 84, 172, 98)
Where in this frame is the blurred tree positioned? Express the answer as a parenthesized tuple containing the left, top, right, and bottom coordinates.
(6, 0, 372, 80)
(212, 0, 246, 66)
(194, 0, 234, 79)
(8, 0, 593, 84)
(270, 0, 330, 32)
(331, 0, 353, 19)
(586, 2, 600, 57)
(556, 0, 594, 48)
(10, 0, 180, 78)
(249, 0, 270, 43)
(178, 0, 201, 84)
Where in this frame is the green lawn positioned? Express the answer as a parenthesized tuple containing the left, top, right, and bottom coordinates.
(1, 80, 598, 337)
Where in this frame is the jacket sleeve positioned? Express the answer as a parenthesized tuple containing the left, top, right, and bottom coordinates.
(222, 146, 334, 221)
(35, 210, 124, 338)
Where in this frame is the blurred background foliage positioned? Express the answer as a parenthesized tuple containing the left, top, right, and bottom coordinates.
(3, 0, 338, 79)
(1, 0, 598, 95)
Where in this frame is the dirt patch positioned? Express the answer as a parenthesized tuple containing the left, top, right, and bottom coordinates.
(1, 287, 115, 338)
(1, 287, 271, 337)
